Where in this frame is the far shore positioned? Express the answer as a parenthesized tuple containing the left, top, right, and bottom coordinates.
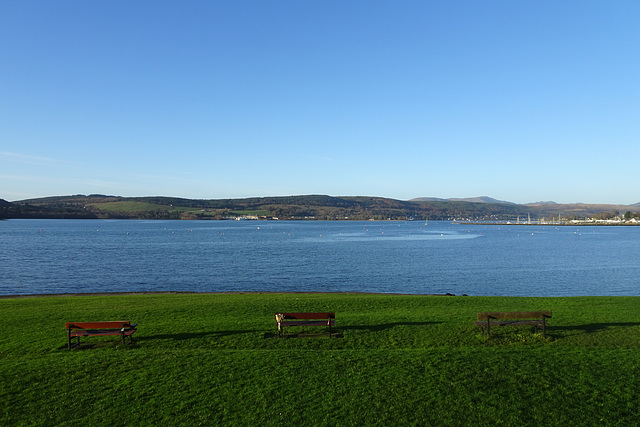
(0, 290, 470, 299)
(4, 291, 637, 300)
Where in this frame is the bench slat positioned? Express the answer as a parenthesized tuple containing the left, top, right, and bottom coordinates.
(477, 311, 552, 320)
(66, 321, 133, 330)
(279, 313, 335, 320)
(473, 320, 544, 327)
(69, 329, 137, 337)
(279, 320, 336, 326)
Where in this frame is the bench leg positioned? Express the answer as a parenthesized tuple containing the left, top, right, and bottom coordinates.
(121, 331, 134, 345)
(68, 336, 80, 349)
(67, 330, 81, 349)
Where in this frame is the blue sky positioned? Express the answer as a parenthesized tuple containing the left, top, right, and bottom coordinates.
(1, 1, 639, 204)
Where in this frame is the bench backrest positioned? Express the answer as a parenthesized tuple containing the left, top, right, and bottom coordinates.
(477, 311, 552, 321)
(277, 313, 335, 320)
(66, 321, 133, 330)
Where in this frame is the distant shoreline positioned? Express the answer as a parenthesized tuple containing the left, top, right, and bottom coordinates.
(4, 291, 638, 300)
(0, 291, 467, 299)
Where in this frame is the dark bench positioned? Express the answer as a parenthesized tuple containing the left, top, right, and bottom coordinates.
(474, 311, 551, 337)
(274, 312, 335, 337)
(66, 321, 137, 349)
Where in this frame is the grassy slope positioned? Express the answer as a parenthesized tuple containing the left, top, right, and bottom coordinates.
(89, 201, 200, 214)
(1, 293, 639, 426)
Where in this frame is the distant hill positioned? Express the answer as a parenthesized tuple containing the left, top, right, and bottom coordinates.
(449, 196, 515, 204)
(3, 194, 640, 221)
(410, 196, 514, 204)
(0, 198, 10, 219)
(408, 197, 447, 202)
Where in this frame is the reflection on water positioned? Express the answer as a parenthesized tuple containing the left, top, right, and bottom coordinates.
(303, 227, 480, 242)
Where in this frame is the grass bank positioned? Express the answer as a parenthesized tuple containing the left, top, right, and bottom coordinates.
(1, 293, 639, 425)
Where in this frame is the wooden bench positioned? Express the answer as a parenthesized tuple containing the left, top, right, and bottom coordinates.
(274, 312, 335, 337)
(474, 311, 551, 337)
(66, 321, 137, 349)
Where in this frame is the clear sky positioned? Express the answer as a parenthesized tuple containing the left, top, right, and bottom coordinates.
(1, 1, 639, 204)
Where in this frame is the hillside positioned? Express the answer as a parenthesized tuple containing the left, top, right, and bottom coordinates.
(2, 194, 639, 221)
(410, 196, 514, 204)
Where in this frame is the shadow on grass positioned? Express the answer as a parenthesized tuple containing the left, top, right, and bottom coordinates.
(264, 332, 344, 339)
(135, 330, 261, 342)
(549, 322, 640, 334)
(59, 331, 260, 350)
(262, 321, 440, 338)
(341, 321, 442, 332)
(59, 341, 136, 351)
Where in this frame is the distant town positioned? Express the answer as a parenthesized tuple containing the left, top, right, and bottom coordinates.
(456, 215, 640, 226)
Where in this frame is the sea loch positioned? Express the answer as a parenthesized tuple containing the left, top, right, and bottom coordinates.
(1, 219, 639, 297)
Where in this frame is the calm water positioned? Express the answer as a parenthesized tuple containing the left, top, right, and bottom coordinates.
(1, 219, 639, 296)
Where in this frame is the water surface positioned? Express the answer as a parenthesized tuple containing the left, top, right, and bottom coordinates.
(1, 219, 638, 296)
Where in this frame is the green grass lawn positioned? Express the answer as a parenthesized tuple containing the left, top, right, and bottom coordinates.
(1, 293, 639, 426)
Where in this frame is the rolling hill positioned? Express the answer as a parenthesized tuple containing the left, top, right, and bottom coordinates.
(2, 194, 639, 221)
